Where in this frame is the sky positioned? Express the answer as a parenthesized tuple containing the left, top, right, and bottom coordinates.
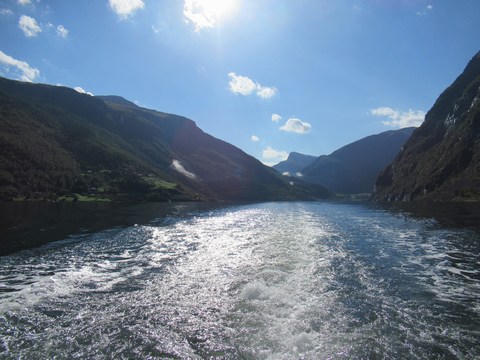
(1, 0, 479, 166)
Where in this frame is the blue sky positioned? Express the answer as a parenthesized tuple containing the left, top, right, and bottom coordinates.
(1, 0, 479, 165)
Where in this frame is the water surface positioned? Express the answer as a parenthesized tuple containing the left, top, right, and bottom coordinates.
(0, 202, 479, 358)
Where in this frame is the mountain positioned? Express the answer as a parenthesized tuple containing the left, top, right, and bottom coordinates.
(0, 77, 330, 202)
(301, 128, 415, 194)
(272, 152, 317, 175)
(372, 52, 480, 202)
(96, 95, 140, 109)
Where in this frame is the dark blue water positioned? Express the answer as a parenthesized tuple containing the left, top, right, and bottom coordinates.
(0, 202, 479, 359)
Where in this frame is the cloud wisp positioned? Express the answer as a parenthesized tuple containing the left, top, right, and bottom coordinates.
(108, 0, 145, 20)
(56, 25, 68, 38)
(417, 4, 433, 16)
(228, 72, 277, 99)
(1, 9, 14, 16)
(251, 135, 260, 142)
(271, 114, 282, 122)
(18, 15, 41, 37)
(0, 50, 39, 82)
(371, 107, 425, 128)
(279, 118, 312, 134)
(74, 87, 93, 96)
(171, 159, 197, 180)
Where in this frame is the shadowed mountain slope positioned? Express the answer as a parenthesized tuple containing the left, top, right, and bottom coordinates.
(301, 128, 415, 194)
(0, 77, 330, 201)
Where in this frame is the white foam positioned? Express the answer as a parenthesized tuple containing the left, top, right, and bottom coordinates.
(240, 280, 265, 300)
(1, 202, 480, 358)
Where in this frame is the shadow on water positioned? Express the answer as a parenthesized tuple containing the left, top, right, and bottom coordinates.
(0, 201, 228, 256)
(3, 199, 480, 257)
(370, 201, 480, 231)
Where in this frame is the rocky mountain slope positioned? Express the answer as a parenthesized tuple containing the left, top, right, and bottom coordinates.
(372, 52, 480, 202)
(0, 77, 330, 202)
(301, 128, 415, 194)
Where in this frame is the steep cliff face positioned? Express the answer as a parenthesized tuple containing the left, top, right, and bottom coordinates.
(372, 52, 480, 202)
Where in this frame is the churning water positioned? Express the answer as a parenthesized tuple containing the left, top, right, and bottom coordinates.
(0, 202, 479, 359)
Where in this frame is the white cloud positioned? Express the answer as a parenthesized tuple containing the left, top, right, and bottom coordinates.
(108, 0, 145, 19)
(56, 25, 68, 38)
(18, 0, 31, 6)
(228, 72, 256, 95)
(74, 87, 93, 96)
(183, 0, 215, 32)
(256, 85, 277, 99)
(279, 118, 312, 134)
(262, 146, 288, 162)
(0, 50, 40, 82)
(171, 159, 197, 179)
(18, 15, 41, 37)
(271, 113, 282, 122)
(371, 107, 425, 128)
(251, 135, 260, 142)
(228, 72, 277, 99)
(427, 5, 433, 10)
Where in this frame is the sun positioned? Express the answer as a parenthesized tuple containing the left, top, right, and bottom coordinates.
(201, 0, 237, 19)
(184, 0, 239, 32)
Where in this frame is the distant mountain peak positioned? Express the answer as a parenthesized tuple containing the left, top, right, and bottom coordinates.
(287, 152, 314, 161)
(272, 152, 317, 174)
(302, 128, 415, 194)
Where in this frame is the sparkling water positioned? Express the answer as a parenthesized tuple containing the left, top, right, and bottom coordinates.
(0, 202, 479, 359)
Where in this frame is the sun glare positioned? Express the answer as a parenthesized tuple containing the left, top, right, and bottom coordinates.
(203, 0, 237, 18)
(184, 0, 238, 32)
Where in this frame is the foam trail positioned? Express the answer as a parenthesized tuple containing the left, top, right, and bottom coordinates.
(0, 202, 479, 358)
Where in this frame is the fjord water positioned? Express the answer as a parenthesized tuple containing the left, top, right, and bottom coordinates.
(0, 202, 479, 359)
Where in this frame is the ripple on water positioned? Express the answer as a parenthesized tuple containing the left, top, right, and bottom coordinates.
(0, 202, 479, 358)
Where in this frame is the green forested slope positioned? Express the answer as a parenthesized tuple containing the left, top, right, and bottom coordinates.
(0, 77, 330, 201)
